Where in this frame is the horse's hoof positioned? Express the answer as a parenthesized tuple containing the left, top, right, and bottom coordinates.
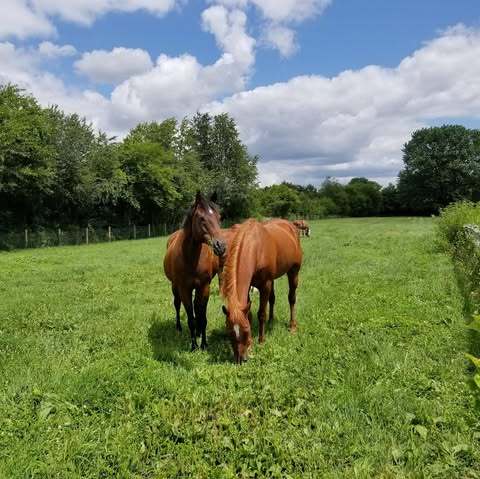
(201, 342, 208, 350)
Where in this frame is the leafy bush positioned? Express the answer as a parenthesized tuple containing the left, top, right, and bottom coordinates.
(436, 201, 480, 251)
(437, 201, 480, 390)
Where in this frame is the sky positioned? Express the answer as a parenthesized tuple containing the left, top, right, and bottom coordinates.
(1, 1, 480, 186)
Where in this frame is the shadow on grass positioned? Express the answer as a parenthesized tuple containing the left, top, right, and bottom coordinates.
(147, 313, 236, 366)
(147, 314, 196, 369)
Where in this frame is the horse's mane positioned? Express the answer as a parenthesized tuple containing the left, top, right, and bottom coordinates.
(221, 219, 258, 308)
(182, 196, 219, 229)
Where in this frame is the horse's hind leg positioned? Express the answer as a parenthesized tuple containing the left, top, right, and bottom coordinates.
(194, 283, 210, 350)
(287, 268, 299, 332)
(268, 282, 275, 327)
(173, 286, 182, 332)
(180, 287, 197, 350)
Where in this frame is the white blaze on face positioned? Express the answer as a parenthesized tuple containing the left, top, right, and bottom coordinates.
(208, 207, 214, 215)
(233, 324, 240, 340)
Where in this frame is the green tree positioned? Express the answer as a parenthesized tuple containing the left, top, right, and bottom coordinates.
(345, 177, 383, 217)
(398, 125, 480, 214)
(0, 85, 55, 225)
(259, 183, 301, 218)
(381, 183, 402, 215)
(190, 112, 258, 219)
(125, 119, 177, 151)
(319, 178, 350, 216)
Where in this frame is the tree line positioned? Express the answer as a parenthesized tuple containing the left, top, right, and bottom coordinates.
(0, 84, 257, 229)
(2, 84, 480, 230)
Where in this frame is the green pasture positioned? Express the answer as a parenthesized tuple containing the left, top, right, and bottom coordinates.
(0, 218, 479, 478)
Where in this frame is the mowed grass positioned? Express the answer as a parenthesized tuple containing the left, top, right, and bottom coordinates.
(1, 218, 479, 478)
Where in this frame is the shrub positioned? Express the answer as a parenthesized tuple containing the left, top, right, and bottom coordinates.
(437, 201, 480, 390)
(436, 201, 480, 251)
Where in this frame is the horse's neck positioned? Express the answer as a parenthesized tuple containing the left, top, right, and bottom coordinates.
(230, 238, 256, 307)
(182, 221, 202, 260)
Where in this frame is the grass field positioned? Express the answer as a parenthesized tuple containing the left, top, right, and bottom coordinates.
(1, 217, 479, 478)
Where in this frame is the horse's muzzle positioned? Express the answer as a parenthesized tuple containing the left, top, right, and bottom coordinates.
(212, 238, 226, 257)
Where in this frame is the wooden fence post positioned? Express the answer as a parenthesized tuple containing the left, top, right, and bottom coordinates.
(108, 226, 112, 242)
(58, 228, 61, 246)
(86, 227, 89, 245)
(163, 223, 166, 236)
(24, 229, 28, 248)
(148, 224, 151, 238)
(133, 224, 136, 240)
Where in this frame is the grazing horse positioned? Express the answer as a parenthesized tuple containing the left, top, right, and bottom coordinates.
(164, 192, 226, 350)
(292, 219, 311, 237)
(221, 219, 302, 363)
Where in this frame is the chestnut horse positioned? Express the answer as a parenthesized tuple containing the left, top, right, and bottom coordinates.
(164, 192, 226, 350)
(221, 219, 302, 363)
(292, 219, 311, 237)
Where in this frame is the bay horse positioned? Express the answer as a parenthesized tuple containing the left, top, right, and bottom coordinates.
(221, 219, 302, 363)
(293, 219, 311, 237)
(164, 192, 226, 350)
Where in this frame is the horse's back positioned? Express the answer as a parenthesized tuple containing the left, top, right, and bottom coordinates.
(263, 219, 302, 275)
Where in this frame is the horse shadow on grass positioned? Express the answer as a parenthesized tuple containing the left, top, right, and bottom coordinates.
(147, 313, 236, 367)
(147, 308, 269, 366)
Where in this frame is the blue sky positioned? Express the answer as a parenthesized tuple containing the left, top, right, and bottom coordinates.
(1, 0, 480, 185)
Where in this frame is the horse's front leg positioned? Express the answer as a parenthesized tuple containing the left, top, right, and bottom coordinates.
(180, 287, 197, 350)
(172, 286, 182, 332)
(194, 283, 210, 350)
(258, 281, 272, 343)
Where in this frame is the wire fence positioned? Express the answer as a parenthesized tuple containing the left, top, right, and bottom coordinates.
(0, 223, 181, 251)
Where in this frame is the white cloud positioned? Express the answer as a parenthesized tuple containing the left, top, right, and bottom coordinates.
(2, 25, 480, 186)
(207, 25, 480, 185)
(0, 0, 54, 39)
(202, 6, 255, 70)
(75, 47, 153, 84)
(0, 0, 179, 39)
(210, 0, 331, 56)
(38, 41, 77, 58)
(31, 0, 178, 25)
(263, 24, 297, 57)
(211, 0, 331, 23)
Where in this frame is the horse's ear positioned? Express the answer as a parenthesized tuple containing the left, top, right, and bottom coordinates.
(210, 192, 218, 204)
(222, 305, 228, 317)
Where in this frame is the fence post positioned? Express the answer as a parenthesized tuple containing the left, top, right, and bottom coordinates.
(108, 226, 111, 242)
(58, 228, 61, 246)
(86, 227, 89, 245)
(148, 224, 151, 238)
(24, 229, 28, 248)
(133, 224, 136, 240)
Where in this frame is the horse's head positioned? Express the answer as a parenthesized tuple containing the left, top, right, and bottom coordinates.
(189, 191, 226, 256)
(222, 303, 253, 364)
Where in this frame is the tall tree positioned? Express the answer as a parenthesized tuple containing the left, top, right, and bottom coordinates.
(0, 85, 55, 225)
(398, 125, 480, 214)
(345, 177, 383, 217)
